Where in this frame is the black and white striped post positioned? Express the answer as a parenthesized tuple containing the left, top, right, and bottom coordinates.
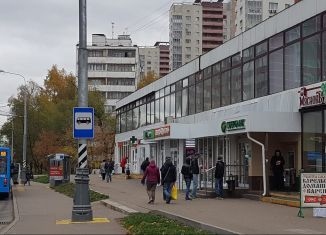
(71, 0, 93, 222)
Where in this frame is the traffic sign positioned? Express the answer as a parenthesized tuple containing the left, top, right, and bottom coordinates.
(73, 107, 94, 139)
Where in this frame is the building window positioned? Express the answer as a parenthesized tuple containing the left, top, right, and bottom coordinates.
(285, 26, 300, 44)
(302, 15, 320, 38)
(212, 66, 221, 109)
(139, 104, 146, 127)
(186, 54, 191, 59)
(189, 85, 196, 115)
(269, 48, 284, 94)
(285, 42, 301, 89)
(269, 32, 283, 51)
(255, 56, 268, 98)
(322, 32, 326, 80)
(243, 61, 254, 101)
(302, 34, 321, 86)
(221, 71, 230, 106)
(231, 67, 242, 104)
(176, 91, 182, 118)
(204, 78, 212, 111)
(185, 39, 191, 43)
(160, 98, 164, 122)
(243, 47, 254, 63)
(170, 93, 176, 118)
(255, 41, 268, 56)
(155, 99, 159, 123)
(182, 88, 188, 116)
(196, 81, 203, 113)
(186, 16, 191, 21)
(132, 107, 139, 129)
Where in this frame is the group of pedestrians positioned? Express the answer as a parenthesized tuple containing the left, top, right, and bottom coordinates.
(100, 158, 115, 183)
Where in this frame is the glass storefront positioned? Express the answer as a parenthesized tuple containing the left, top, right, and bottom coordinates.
(302, 109, 326, 172)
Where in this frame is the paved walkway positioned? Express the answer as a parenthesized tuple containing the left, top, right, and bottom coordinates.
(90, 174, 326, 235)
(3, 182, 126, 234)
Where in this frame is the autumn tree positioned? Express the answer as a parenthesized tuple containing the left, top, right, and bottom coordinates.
(137, 71, 158, 90)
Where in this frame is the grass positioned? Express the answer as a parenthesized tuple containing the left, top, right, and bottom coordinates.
(121, 213, 211, 235)
(51, 182, 109, 202)
(33, 175, 49, 184)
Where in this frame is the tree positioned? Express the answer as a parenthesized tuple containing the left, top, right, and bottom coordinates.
(137, 71, 158, 90)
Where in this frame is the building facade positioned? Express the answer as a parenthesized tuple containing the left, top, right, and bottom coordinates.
(115, 0, 326, 194)
(235, 0, 295, 36)
(86, 34, 139, 112)
(169, 3, 203, 71)
(139, 46, 160, 80)
(156, 42, 170, 78)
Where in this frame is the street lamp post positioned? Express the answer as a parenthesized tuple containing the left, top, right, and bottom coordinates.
(0, 70, 28, 184)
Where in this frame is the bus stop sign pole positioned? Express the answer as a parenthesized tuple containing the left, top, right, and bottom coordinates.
(71, 0, 93, 222)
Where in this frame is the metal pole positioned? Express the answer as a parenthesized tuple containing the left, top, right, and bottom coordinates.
(72, 0, 93, 222)
(11, 120, 14, 162)
(21, 92, 27, 184)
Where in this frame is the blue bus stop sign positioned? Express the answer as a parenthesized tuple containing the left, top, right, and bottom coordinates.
(73, 107, 94, 139)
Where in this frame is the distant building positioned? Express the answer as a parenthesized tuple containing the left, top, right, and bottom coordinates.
(85, 34, 139, 113)
(138, 42, 170, 80)
(223, 0, 237, 42)
(235, 0, 295, 36)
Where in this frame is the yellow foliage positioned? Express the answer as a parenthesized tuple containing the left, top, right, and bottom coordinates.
(137, 71, 158, 90)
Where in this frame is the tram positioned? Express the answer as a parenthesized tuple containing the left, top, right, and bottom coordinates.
(0, 147, 11, 197)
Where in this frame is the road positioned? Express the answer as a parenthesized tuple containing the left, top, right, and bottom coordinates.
(0, 193, 13, 232)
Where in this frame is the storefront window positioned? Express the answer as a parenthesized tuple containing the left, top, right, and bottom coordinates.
(255, 55, 268, 98)
(160, 98, 164, 122)
(269, 32, 283, 51)
(146, 103, 151, 125)
(269, 48, 284, 94)
(170, 93, 175, 118)
(221, 71, 230, 106)
(182, 88, 188, 116)
(121, 112, 126, 133)
(176, 91, 182, 118)
(155, 99, 159, 123)
(165, 95, 170, 117)
(231, 67, 241, 104)
(323, 32, 326, 81)
(189, 85, 196, 115)
(126, 110, 132, 131)
(303, 34, 321, 85)
(116, 114, 120, 133)
(303, 111, 323, 172)
(255, 41, 267, 57)
(243, 61, 254, 101)
(285, 26, 300, 44)
(132, 107, 139, 129)
(302, 15, 320, 37)
(285, 42, 300, 89)
(212, 74, 221, 109)
(139, 104, 146, 127)
(150, 101, 155, 124)
(196, 81, 203, 113)
(243, 46, 254, 63)
(204, 78, 211, 111)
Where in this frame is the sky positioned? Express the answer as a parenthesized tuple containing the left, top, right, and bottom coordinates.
(0, 0, 189, 127)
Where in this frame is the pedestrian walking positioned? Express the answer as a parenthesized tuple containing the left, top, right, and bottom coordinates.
(181, 157, 193, 200)
(160, 157, 177, 204)
(24, 168, 31, 186)
(191, 154, 200, 198)
(141, 160, 160, 204)
(271, 150, 285, 191)
(140, 157, 150, 174)
(120, 156, 127, 174)
(215, 156, 225, 199)
(100, 160, 106, 181)
(106, 159, 114, 183)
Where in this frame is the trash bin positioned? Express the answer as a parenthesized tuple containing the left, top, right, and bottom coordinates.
(226, 175, 236, 191)
(47, 153, 71, 187)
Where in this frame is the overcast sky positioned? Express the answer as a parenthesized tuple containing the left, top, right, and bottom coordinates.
(0, 0, 192, 126)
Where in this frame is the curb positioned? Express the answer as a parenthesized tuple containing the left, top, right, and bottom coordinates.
(0, 187, 19, 235)
(100, 199, 139, 215)
(150, 210, 241, 235)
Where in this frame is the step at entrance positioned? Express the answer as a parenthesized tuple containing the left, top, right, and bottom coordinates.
(261, 192, 300, 208)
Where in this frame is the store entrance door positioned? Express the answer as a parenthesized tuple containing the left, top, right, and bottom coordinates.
(238, 141, 250, 188)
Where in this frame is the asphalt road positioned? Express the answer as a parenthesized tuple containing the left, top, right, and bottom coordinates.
(0, 193, 14, 231)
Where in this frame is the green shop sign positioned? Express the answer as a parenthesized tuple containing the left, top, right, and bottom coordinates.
(143, 129, 155, 140)
(221, 119, 246, 133)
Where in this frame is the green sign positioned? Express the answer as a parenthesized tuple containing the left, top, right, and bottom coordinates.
(143, 130, 155, 140)
(130, 136, 137, 144)
(221, 119, 246, 133)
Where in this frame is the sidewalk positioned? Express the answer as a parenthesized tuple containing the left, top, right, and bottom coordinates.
(90, 174, 326, 235)
(3, 182, 126, 234)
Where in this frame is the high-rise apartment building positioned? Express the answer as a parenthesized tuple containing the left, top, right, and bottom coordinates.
(169, 2, 203, 71)
(169, 1, 225, 71)
(139, 42, 170, 79)
(223, 0, 237, 42)
(86, 34, 139, 113)
(235, 0, 295, 36)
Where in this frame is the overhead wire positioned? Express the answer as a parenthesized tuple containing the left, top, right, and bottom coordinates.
(131, 10, 169, 34)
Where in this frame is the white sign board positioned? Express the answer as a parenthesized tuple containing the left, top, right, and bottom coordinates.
(301, 173, 326, 208)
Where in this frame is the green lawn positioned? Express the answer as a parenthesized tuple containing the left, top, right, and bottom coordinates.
(51, 182, 109, 202)
(122, 213, 211, 235)
(33, 175, 49, 184)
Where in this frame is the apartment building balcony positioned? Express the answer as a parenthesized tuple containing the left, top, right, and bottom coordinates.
(202, 36, 223, 42)
(202, 28, 223, 34)
(88, 84, 135, 92)
(203, 21, 223, 27)
(88, 71, 136, 78)
(202, 13, 224, 19)
(88, 57, 136, 64)
(202, 44, 220, 49)
(160, 58, 169, 62)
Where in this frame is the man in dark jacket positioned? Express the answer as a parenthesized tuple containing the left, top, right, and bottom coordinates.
(140, 157, 150, 174)
(191, 154, 200, 198)
(181, 157, 193, 200)
(160, 157, 177, 204)
(271, 150, 285, 190)
(215, 157, 225, 199)
(141, 160, 160, 204)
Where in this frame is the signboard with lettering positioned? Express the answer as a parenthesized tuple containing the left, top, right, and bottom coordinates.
(299, 83, 326, 108)
(221, 119, 246, 133)
(143, 126, 170, 140)
(301, 173, 326, 208)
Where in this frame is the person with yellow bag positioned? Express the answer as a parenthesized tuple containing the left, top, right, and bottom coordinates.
(160, 157, 177, 204)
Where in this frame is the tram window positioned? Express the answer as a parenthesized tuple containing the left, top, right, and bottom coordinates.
(0, 157, 7, 174)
